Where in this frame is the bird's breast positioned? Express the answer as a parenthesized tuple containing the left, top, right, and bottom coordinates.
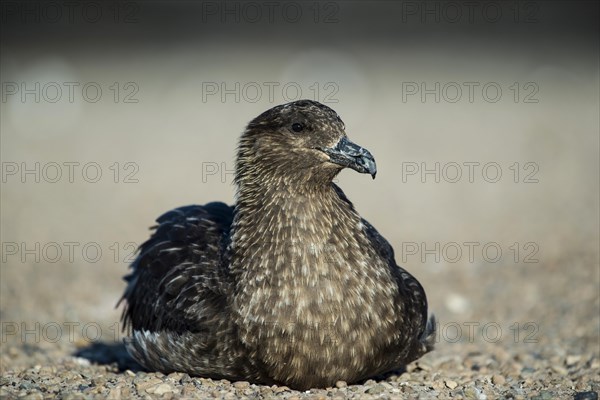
(232, 235, 399, 387)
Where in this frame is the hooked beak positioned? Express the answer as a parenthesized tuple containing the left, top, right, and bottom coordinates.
(319, 136, 377, 179)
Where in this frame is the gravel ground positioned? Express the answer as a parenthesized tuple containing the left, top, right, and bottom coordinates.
(2, 251, 598, 399)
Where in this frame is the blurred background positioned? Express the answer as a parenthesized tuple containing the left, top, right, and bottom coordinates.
(1, 0, 598, 370)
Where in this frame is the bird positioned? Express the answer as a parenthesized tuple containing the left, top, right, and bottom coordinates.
(119, 99, 435, 390)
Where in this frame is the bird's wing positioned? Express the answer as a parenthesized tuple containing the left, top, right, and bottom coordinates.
(361, 217, 436, 354)
(332, 184, 434, 354)
(119, 202, 234, 335)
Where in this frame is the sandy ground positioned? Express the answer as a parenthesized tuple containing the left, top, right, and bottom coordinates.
(1, 250, 599, 399)
(1, 1, 599, 399)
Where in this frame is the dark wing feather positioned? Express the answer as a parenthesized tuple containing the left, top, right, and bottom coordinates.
(332, 184, 434, 357)
(119, 202, 234, 334)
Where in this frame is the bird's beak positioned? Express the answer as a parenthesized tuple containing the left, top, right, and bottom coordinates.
(319, 136, 377, 179)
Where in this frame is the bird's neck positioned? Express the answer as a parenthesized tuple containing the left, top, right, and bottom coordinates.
(229, 179, 364, 277)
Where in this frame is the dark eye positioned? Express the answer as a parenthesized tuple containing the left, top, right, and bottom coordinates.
(291, 123, 304, 133)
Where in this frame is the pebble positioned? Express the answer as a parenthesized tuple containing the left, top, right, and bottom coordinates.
(416, 361, 432, 371)
(149, 382, 174, 395)
(366, 384, 385, 394)
(107, 386, 122, 399)
(273, 385, 290, 393)
(574, 392, 599, 400)
(491, 374, 506, 385)
(445, 380, 458, 389)
(167, 372, 185, 382)
(463, 386, 487, 400)
(445, 293, 471, 313)
(551, 365, 568, 375)
(135, 377, 163, 392)
(566, 355, 582, 366)
(233, 381, 250, 390)
(21, 393, 43, 400)
(537, 391, 554, 400)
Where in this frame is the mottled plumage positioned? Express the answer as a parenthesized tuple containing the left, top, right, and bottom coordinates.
(120, 100, 435, 390)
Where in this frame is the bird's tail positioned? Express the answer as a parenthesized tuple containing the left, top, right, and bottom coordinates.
(420, 314, 436, 353)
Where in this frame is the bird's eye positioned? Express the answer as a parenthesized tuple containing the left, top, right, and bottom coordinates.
(291, 123, 304, 133)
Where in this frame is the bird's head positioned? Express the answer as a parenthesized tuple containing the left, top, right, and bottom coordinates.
(236, 100, 376, 188)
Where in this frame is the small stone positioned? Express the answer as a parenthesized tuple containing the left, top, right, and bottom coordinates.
(19, 381, 34, 390)
(135, 377, 162, 392)
(273, 386, 289, 393)
(446, 293, 471, 313)
(92, 376, 107, 386)
(181, 384, 197, 396)
(416, 361, 432, 371)
(445, 380, 458, 389)
(566, 355, 582, 366)
(576, 382, 590, 392)
(520, 367, 535, 376)
(492, 374, 506, 385)
(67, 357, 89, 367)
(233, 381, 250, 390)
(574, 392, 599, 400)
(150, 383, 173, 395)
(107, 387, 122, 399)
(166, 372, 184, 382)
(335, 380, 347, 388)
(366, 384, 385, 394)
(21, 393, 43, 400)
(463, 386, 486, 400)
(551, 365, 568, 375)
(120, 386, 131, 398)
(432, 380, 445, 390)
(308, 389, 327, 399)
(539, 391, 553, 400)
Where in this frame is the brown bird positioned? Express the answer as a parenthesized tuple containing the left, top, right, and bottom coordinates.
(119, 100, 435, 390)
